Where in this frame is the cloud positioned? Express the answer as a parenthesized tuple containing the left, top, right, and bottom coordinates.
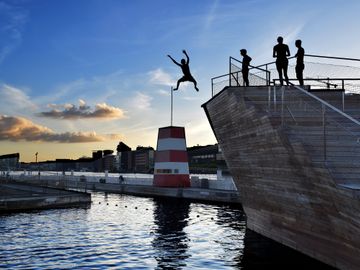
(283, 23, 306, 44)
(0, 2, 28, 63)
(181, 96, 201, 101)
(204, 0, 219, 31)
(0, 84, 37, 114)
(38, 100, 126, 120)
(148, 68, 174, 86)
(157, 89, 170, 96)
(0, 115, 122, 143)
(129, 92, 153, 111)
(35, 70, 125, 105)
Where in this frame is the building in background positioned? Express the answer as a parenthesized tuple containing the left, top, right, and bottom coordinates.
(134, 146, 154, 173)
(187, 145, 218, 174)
(116, 142, 133, 172)
(102, 150, 115, 172)
(12, 143, 227, 174)
(92, 150, 103, 172)
(0, 153, 20, 171)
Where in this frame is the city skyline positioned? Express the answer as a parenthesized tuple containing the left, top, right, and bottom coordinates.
(1, 0, 360, 162)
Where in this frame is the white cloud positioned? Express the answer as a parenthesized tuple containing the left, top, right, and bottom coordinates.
(283, 23, 306, 44)
(0, 2, 28, 64)
(204, 0, 218, 31)
(156, 89, 170, 96)
(0, 84, 37, 114)
(148, 68, 174, 86)
(35, 70, 124, 105)
(181, 96, 201, 101)
(130, 92, 153, 110)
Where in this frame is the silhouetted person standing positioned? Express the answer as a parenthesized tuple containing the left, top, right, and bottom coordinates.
(168, 50, 199, 91)
(295, 39, 305, 86)
(240, 49, 252, 86)
(273, 36, 290, 85)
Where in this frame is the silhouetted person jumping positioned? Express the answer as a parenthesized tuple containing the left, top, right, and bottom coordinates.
(168, 50, 199, 91)
(240, 49, 252, 87)
(295, 39, 305, 86)
(273, 36, 290, 85)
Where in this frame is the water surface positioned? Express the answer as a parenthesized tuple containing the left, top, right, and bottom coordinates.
(0, 192, 334, 269)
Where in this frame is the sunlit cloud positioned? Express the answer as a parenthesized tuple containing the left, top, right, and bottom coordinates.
(0, 115, 121, 143)
(39, 100, 126, 120)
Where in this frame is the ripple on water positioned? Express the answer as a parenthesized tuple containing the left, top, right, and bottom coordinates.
(0, 192, 335, 269)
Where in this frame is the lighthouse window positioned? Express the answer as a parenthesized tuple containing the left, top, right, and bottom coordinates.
(156, 169, 172, 174)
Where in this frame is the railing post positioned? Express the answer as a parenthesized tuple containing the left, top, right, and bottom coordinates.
(322, 104, 327, 162)
(265, 65, 269, 86)
(342, 79, 345, 111)
(229, 57, 232, 87)
(236, 72, 239, 86)
(281, 87, 284, 126)
(211, 78, 214, 97)
(273, 85, 277, 110)
(268, 86, 271, 111)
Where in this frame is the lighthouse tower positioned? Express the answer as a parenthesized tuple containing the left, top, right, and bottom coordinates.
(153, 126, 190, 187)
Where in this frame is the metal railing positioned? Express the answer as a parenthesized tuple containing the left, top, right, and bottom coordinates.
(211, 54, 360, 97)
(266, 84, 360, 185)
(210, 53, 360, 186)
(211, 57, 271, 97)
(229, 57, 271, 87)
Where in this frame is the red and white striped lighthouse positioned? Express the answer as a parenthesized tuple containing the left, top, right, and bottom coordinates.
(153, 126, 190, 187)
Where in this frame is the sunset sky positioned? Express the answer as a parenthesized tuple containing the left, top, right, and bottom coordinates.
(1, 0, 360, 162)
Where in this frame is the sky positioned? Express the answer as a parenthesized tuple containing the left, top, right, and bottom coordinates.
(1, 0, 360, 162)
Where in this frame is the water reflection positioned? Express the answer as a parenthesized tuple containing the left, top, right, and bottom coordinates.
(152, 198, 190, 269)
(241, 229, 336, 269)
(0, 193, 337, 269)
(215, 205, 246, 267)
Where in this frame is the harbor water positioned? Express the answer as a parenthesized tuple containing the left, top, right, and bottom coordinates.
(0, 192, 334, 269)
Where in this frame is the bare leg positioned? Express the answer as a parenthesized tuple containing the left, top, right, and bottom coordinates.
(276, 62, 283, 85)
(283, 64, 289, 85)
(191, 78, 199, 91)
(173, 79, 181, 90)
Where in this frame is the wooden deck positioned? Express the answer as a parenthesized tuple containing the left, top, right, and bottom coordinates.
(203, 86, 360, 270)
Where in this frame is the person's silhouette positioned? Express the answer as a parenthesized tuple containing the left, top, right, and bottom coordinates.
(167, 50, 199, 91)
(295, 39, 305, 86)
(240, 49, 252, 87)
(273, 36, 290, 85)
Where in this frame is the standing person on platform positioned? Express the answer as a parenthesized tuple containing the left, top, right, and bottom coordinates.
(167, 50, 199, 92)
(240, 49, 252, 87)
(295, 39, 305, 86)
(273, 36, 290, 85)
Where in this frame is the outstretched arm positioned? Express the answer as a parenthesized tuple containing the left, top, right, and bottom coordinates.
(167, 55, 181, 66)
(286, 45, 290, 57)
(183, 50, 189, 64)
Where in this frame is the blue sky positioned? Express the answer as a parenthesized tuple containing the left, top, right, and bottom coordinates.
(1, 0, 360, 162)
